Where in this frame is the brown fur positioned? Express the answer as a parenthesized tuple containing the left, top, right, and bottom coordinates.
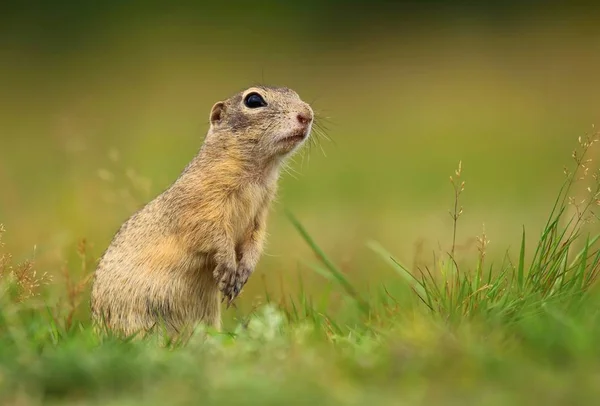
(90, 86, 313, 337)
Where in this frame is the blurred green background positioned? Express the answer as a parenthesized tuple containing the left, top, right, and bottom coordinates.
(1, 1, 600, 310)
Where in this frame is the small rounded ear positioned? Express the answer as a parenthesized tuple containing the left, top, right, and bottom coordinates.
(210, 102, 225, 125)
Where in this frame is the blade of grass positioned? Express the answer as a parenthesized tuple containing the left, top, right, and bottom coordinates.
(367, 240, 427, 299)
(517, 227, 526, 290)
(286, 209, 370, 316)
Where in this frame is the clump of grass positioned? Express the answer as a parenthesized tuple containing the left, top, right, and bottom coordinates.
(0, 227, 96, 354)
(367, 131, 600, 323)
(0, 225, 54, 360)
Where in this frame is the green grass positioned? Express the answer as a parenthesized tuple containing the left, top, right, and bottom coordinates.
(2, 134, 600, 405)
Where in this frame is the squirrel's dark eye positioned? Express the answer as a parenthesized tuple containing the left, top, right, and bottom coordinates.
(244, 92, 267, 108)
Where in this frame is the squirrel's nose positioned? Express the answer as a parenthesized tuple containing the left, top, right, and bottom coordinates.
(297, 112, 312, 125)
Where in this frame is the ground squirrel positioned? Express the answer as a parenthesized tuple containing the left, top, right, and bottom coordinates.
(90, 85, 314, 337)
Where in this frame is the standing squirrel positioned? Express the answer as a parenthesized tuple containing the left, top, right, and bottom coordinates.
(91, 86, 314, 336)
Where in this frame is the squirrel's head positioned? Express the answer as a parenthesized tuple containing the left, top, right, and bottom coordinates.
(205, 86, 313, 162)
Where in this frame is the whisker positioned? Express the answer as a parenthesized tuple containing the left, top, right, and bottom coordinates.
(281, 163, 299, 180)
(314, 126, 333, 144)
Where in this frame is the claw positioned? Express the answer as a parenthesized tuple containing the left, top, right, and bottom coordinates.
(218, 265, 251, 309)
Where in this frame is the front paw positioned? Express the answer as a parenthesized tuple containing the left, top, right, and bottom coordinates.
(213, 263, 234, 289)
(219, 265, 252, 307)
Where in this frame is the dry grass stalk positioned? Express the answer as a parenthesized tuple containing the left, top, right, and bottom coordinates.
(0, 224, 52, 303)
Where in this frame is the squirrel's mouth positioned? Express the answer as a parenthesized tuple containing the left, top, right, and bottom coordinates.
(279, 128, 310, 144)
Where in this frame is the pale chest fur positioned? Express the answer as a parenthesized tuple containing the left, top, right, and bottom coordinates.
(230, 180, 274, 243)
